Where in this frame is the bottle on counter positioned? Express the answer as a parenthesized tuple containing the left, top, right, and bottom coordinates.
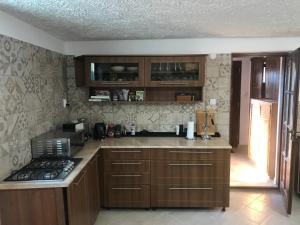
(130, 123, 136, 136)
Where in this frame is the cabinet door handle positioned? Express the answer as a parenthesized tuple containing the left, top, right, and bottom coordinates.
(74, 171, 86, 186)
(169, 151, 213, 154)
(159, 82, 189, 86)
(111, 150, 142, 153)
(111, 187, 141, 190)
(168, 163, 213, 166)
(111, 174, 142, 177)
(112, 162, 141, 165)
(169, 187, 213, 190)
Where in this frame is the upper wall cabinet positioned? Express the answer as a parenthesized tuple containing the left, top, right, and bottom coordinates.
(75, 56, 145, 87)
(144, 56, 205, 87)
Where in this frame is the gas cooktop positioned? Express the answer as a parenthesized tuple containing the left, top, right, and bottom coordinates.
(5, 157, 82, 182)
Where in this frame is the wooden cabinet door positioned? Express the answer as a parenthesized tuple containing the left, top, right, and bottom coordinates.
(251, 57, 265, 99)
(0, 189, 66, 225)
(84, 56, 145, 87)
(67, 170, 89, 225)
(145, 56, 205, 87)
(86, 156, 101, 225)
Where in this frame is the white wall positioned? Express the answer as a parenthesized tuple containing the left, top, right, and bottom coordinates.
(0, 10, 64, 54)
(64, 38, 300, 56)
(1, 9, 300, 56)
(234, 57, 251, 146)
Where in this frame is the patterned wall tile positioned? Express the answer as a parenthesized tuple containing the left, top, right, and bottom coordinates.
(0, 34, 69, 180)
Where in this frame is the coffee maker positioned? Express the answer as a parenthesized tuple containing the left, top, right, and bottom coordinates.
(93, 123, 106, 140)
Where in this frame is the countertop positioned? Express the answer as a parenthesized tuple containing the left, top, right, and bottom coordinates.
(0, 137, 231, 190)
(100, 137, 232, 149)
(0, 140, 102, 190)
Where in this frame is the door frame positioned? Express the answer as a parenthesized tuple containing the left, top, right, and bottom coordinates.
(229, 60, 242, 148)
(230, 52, 288, 187)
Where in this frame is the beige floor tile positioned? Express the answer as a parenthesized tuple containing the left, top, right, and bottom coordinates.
(230, 147, 276, 187)
(94, 190, 300, 225)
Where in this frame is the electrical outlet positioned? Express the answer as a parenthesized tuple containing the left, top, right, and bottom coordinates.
(63, 99, 68, 108)
(209, 99, 217, 106)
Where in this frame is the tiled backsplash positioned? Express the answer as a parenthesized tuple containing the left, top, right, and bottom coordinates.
(0, 33, 231, 180)
(0, 35, 69, 179)
(66, 54, 231, 138)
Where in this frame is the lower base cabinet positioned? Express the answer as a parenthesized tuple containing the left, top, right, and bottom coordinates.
(0, 154, 101, 225)
(102, 148, 230, 209)
(103, 148, 150, 208)
(67, 170, 90, 225)
(151, 184, 229, 208)
(68, 155, 100, 225)
(0, 188, 66, 225)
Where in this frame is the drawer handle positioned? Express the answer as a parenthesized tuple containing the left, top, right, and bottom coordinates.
(111, 174, 142, 177)
(169, 187, 213, 190)
(169, 151, 213, 154)
(111, 187, 141, 190)
(168, 163, 213, 166)
(111, 151, 142, 153)
(112, 162, 141, 165)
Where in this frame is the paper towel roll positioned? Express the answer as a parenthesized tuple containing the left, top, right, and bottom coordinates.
(187, 121, 194, 139)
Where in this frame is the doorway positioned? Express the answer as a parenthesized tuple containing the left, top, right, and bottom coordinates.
(229, 54, 284, 188)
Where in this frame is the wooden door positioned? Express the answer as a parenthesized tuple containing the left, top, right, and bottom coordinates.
(280, 49, 300, 214)
(251, 58, 265, 99)
(230, 60, 242, 147)
(265, 56, 281, 100)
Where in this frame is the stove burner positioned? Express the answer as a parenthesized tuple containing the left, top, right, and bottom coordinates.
(5, 157, 81, 182)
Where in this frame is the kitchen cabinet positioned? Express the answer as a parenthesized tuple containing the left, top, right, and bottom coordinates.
(75, 55, 205, 102)
(101, 148, 230, 210)
(76, 56, 145, 87)
(68, 154, 101, 225)
(86, 155, 101, 225)
(67, 170, 89, 225)
(150, 148, 230, 209)
(145, 56, 205, 87)
(0, 153, 101, 225)
(0, 188, 66, 225)
(103, 149, 150, 208)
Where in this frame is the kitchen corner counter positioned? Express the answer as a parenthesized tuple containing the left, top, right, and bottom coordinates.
(100, 137, 232, 149)
(0, 140, 102, 190)
(0, 137, 231, 190)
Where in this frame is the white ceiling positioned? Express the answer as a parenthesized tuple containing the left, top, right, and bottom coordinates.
(0, 0, 300, 41)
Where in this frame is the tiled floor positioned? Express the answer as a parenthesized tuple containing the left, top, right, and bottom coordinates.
(95, 190, 300, 225)
(230, 147, 276, 187)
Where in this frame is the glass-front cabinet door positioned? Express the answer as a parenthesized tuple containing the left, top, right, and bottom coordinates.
(85, 56, 144, 87)
(145, 56, 205, 87)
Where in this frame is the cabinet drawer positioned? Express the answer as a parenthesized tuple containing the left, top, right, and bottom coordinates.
(151, 149, 228, 160)
(151, 160, 228, 185)
(151, 184, 229, 208)
(103, 149, 150, 160)
(104, 184, 150, 208)
(105, 173, 150, 185)
(104, 160, 150, 173)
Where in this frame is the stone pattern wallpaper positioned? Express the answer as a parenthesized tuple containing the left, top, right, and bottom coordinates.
(0, 34, 69, 180)
(66, 54, 231, 139)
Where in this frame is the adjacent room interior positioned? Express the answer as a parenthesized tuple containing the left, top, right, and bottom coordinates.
(230, 54, 283, 188)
